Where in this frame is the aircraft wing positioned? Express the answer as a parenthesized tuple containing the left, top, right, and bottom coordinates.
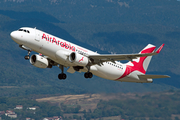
(89, 52, 157, 62)
(89, 44, 164, 63)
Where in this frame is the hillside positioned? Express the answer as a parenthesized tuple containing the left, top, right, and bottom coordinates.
(1, 91, 180, 119)
(0, 0, 179, 96)
(36, 91, 180, 120)
(36, 93, 146, 111)
(1, 0, 180, 26)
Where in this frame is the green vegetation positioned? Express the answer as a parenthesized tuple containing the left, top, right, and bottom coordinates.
(1, 91, 180, 119)
(83, 91, 180, 120)
(0, 84, 87, 97)
(61, 103, 81, 113)
(0, 97, 63, 119)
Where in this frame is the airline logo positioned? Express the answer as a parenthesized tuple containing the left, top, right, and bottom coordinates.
(116, 46, 156, 80)
(79, 57, 84, 63)
(42, 33, 76, 52)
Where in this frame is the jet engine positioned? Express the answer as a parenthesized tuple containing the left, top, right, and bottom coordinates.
(69, 52, 89, 66)
(30, 54, 49, 68)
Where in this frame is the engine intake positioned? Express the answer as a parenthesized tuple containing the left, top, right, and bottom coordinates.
(30, 54, 49, 68)
(69, 52, 89, 66)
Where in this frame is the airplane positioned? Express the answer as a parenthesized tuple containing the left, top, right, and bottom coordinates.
(10, 27, 170, 83)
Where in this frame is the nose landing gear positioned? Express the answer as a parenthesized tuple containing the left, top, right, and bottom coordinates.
(24, 50, 31, 60)
(19, 45, 32, 60)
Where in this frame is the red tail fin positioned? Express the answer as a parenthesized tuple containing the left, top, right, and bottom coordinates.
(156, 43, 164, 54)
(116, 44, 164, 80)
(128, 44, 156, 74)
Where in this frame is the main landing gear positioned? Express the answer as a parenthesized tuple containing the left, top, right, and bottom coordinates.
(84, 66, 93, 78)
(24, 50, 31, 60)
(58, 65, 67, 80)
(58, 73, 67, 80)
(58, 65, 93, 80)
(84, 72, 93, 78)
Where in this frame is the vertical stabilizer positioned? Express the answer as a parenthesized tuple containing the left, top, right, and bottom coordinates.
(116, 44, 165, 80)
(127, 44, 156, 74)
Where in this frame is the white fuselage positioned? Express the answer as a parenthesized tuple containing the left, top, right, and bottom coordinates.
(10, 27, 153, 83)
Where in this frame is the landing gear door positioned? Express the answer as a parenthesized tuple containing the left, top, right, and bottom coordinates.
(35, 29, 40, 42)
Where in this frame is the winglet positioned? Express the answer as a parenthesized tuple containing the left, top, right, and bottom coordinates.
(156, 44, 164, 54)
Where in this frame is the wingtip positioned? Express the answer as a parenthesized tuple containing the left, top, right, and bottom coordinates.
(166, 75, 171, 78)
(156, 44, 165, 54)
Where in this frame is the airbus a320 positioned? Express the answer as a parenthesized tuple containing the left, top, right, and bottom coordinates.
(10, 27, 170, 83)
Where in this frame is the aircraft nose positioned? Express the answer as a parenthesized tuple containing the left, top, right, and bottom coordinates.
(10, 31, 17, 40)
(10, 31, 22, 44)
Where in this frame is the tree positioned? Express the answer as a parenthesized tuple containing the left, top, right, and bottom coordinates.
(74, 105, 81, 113)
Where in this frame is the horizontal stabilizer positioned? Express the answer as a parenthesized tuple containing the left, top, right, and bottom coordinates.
(138, 74, 170, 79)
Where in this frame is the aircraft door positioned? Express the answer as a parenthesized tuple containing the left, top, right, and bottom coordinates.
(35, 29, 40, 42)
(34, 28, 43, 50)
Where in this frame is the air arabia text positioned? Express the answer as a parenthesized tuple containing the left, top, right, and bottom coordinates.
(42, 33, 76, 52)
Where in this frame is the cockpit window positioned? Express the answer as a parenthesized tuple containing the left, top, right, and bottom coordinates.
(18, 29, 30, 33)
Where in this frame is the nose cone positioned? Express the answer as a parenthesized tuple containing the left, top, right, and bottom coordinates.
(10, 31, 21, 44)
(10, 31, 17, 40)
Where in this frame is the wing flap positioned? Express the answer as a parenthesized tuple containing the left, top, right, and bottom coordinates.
(138, 74, 170, 79)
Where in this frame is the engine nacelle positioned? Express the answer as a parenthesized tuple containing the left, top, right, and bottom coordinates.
(69, 52, 89, 66)
(30, 54, 49, 68)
